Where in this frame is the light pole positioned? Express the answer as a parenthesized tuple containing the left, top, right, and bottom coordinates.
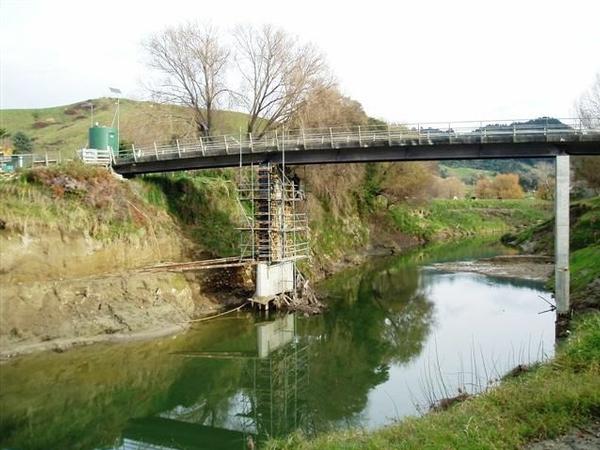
(109, 86, 122, 148)
(82, 102, 94, 128)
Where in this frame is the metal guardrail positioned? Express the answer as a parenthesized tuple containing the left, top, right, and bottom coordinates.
(0, 150, 67, 172)
(113, 118, 600, 165)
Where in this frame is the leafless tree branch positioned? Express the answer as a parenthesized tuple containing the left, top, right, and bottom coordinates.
(143, 22, 230, 136)
(577, 73, 600, 128)
(232, 24, 332, 137)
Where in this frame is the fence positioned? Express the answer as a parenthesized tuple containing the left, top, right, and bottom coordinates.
(0, 150, 66, 172)
(0, 148, 114, 172)
(79, 148, 112, 166)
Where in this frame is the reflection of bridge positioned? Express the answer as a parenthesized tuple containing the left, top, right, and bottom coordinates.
(112, 118, 600, 329)
(120, 315, 309, 450)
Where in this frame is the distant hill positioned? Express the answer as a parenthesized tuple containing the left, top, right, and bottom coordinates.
(0, 98, 248, 156)
(440, 158, 551, 189)
(439, 117, 564, 187)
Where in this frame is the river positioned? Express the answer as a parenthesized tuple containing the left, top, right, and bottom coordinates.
(0, 239, 555, 449)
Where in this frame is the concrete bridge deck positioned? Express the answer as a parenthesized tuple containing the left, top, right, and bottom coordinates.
(112, 118, 600, 176)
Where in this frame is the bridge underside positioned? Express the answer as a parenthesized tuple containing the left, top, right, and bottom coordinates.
(113, 142, 599, 176)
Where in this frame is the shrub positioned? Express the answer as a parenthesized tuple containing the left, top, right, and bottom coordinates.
(12, 131, 33, 154)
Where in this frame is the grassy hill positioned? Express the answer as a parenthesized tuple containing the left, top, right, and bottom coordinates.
(0, 98, 248, 157)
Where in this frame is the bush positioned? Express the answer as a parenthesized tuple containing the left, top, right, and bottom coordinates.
(475, 173, 524, 199)
(12, 131, 33, 154)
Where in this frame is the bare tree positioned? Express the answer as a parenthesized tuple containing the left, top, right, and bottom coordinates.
(532, 162, 555, 200)
(577, 73, 600, 127)
(288, 85, 368, 129)
(575, 74, 600, 192)
(233, 24, 330, 137)
(143, 23, 229, 137)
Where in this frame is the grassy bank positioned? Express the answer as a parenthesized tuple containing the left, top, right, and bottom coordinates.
(0, 162, 174, 240)
(0, 164, 243, 256)
(268, 313, 600, 450)
(503, 196, 600, 310)
(138, 171, 243, 256)
(0, 163, 553, 275)
(388, 198, 550, 241)
(305, 196, 551, 277)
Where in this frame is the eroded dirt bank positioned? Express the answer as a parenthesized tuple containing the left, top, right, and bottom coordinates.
(0, 230, 249, 359)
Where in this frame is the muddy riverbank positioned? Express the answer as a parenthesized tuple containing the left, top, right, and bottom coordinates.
(0, 267, 250, 360)
(427, 254, 554, 282)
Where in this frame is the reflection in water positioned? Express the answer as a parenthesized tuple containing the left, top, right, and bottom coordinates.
(300, 257, 435, 431)
(119, 314, 309, 450)
(0, 239, 554, 449)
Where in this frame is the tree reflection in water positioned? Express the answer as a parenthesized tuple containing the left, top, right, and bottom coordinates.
(302, 256, 434, 432)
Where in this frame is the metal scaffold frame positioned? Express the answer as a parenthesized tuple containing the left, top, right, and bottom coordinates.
(237, 148, 309, 265)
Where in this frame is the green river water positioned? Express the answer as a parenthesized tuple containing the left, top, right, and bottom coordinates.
(0, 239, 555, 449)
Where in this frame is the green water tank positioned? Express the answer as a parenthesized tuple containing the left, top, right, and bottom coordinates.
(89, 126, 119, 151)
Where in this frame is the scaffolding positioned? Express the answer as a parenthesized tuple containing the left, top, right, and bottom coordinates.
(238, 163, 309, 264)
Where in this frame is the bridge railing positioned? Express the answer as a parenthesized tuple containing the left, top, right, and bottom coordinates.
(113, 118, 600, 165)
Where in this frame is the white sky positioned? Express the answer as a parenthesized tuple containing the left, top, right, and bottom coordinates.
(1, 0, 599, 122)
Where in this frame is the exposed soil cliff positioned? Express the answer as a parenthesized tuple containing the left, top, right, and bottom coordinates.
(0, 166, 249, 358)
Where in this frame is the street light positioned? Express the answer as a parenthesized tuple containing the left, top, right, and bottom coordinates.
(81, 102, 94, 128)
(109, 87, 122, 153)
(108, 87, 121, 144)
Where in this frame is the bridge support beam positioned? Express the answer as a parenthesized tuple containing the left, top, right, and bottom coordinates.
(554, 154, 570, 337)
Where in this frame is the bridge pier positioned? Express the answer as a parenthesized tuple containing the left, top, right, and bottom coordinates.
(254, 260, 296, 306)
(240, 164, 309, 309)
(554, 153, 570, 338)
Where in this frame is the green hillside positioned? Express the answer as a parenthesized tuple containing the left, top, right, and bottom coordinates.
(0, 98, 249, 156)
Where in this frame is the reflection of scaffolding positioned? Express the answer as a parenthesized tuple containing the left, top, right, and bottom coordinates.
(130, 315, 311, 449)
(238, 163, 309, 264)
(240, 339, 310, 440)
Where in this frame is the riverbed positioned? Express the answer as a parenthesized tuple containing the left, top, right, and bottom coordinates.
(0, 239, 555, 449)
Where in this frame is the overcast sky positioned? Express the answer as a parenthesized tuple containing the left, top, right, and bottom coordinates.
(1, 0, 599, 123)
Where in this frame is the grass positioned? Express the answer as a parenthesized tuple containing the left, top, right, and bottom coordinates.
(137, 171, 244, 257)
(498, 196, 600, 308)
(503, 196, 600, 256)
(571, 197, 600, 251)
(570, 245, 600, 294)
(267, 313, 600, 450)
(0, 162, 248, 256)
(0, 162, 173, 240)
(388, 199, 551, 241)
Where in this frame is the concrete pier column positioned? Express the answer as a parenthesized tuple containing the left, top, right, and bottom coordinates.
(554, 154, 570, 337)
(254, 261, 295, 300)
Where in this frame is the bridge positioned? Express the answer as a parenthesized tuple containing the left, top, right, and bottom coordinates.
(112, 119, 600, 175)
(110, 117, 600, 334)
